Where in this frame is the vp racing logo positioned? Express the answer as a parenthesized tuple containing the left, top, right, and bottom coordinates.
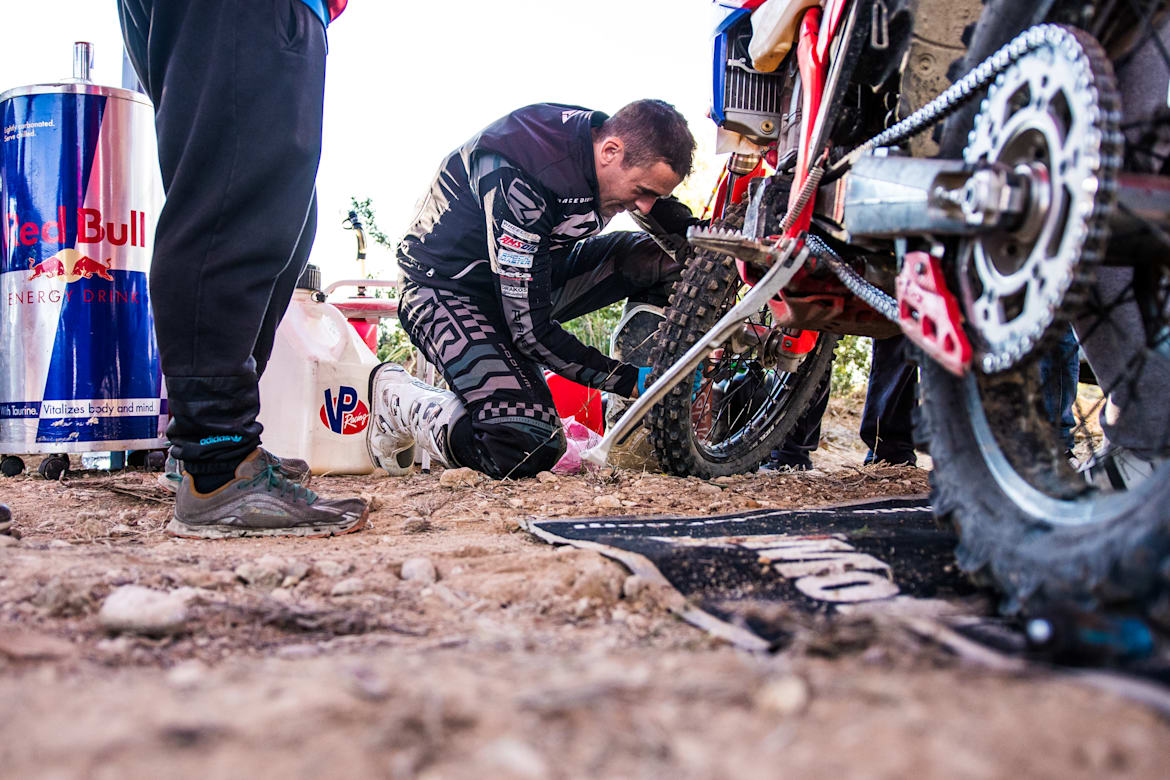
(320, 386, 370, 435)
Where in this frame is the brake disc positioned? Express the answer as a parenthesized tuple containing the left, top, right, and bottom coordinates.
(960, 28, 1123, 373)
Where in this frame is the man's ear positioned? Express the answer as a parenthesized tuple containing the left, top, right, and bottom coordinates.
(597, 136, 624, 168)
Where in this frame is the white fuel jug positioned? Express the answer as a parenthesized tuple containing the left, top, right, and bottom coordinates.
(257, 265, 378, 475)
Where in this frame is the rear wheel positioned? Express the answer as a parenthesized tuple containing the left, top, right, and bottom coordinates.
(646, 206, 838, 478)
(923, 2, 1170, 623)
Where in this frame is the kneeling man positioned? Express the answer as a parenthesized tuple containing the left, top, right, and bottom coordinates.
(368, 100, 698, 479)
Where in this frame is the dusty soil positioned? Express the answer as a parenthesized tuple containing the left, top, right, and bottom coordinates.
(1, 395, 1168, 779)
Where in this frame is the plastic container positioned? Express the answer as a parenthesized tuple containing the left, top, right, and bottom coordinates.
(256, 265, 378, 475)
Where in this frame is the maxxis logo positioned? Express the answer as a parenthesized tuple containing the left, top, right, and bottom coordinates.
(319, 386, 369, 435)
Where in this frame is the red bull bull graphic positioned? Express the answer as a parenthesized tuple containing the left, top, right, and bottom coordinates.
(1, 83, 165, 452)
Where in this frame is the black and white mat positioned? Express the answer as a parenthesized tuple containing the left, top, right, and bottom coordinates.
(523, 496, 981, 650)
(524, 497, 1170, 713)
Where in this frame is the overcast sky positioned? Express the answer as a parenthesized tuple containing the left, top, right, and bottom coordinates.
(2, 1, 721, 284)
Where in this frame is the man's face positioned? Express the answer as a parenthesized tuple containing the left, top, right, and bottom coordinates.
(594, 137, 683, 220)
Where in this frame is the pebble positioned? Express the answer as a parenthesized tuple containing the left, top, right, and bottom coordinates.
(235, 561, 284, 590)
(48, 539, 73, 548)
(506, 498, 524, 508)
(535, 471, 559, 484)
(697, 483, 722, 496)
(756, 674, 810, 716)
(476, 738, 548, 780)
(166, 660, 207, 690)
(314, 560, 348, 578)
(98, 585, 188, 635)
(401, 556, 437, 584)
(95, 636, 133, 657)
(439, 467, 482, 487)
(0, 535, 18, 548)
(592, 494, 622, 509)
(330, 577, 366, 597)
(283, 560, 311, 586)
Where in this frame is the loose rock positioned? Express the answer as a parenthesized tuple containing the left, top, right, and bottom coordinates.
(331, 577, 366, 597)
(756, 674, 810, 716)
(314, 560, 348, 578)
(439, 467, 482, 488)
(593, 495, 622, 509)
(283, 560, 311, 587)
(401, 557, 437, 584)
(235, 560, 284, 590)
(99, 585, 188, 635)
(535, 471, 559, 484)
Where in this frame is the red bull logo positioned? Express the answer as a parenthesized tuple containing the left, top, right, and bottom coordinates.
(9, 249, 136, 307)
(5, 207, 149, 249)
(319, 386, 369, 435)
(27, 249, 113, 282)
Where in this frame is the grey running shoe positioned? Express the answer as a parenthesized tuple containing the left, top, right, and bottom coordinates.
(166, 449, 367, 539)
(159, 447, 311, 494)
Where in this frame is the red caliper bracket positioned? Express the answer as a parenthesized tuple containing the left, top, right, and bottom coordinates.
(895, 251, 972, 376)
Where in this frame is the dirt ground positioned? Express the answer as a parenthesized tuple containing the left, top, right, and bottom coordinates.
(2, 395, 1168, 779)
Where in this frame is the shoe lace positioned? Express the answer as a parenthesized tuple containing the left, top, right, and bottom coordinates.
(239, 464, 317, 504)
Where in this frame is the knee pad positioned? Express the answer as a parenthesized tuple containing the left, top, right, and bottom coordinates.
(463, 402, 566, 479)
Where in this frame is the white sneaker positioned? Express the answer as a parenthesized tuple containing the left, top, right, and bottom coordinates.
(1081, 445, 1161, 490)
(367, 363, 464, 474)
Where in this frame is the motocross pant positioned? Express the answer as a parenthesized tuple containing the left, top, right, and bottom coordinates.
(118, 0, 326, 474)
(398, 231, 679, 479)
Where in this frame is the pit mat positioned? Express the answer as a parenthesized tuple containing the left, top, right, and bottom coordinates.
(523, 496, 979, 651)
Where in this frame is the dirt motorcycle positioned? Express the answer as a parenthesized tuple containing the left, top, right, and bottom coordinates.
(586, 0, 1170, 626)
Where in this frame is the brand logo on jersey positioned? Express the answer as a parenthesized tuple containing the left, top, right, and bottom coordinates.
(561, 109, 587, 123)
(498, 234, 538, 253)
(557, 196, 594, 205)
(505, 179, 546, 226)
(500, 282, 527, 298)
(552, 212, 600, 240)
(319, 386, 369, 435)
(502, 220, 540, 243)
(498, 250, 533, 269)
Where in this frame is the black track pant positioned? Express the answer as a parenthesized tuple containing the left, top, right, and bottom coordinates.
(399, 231, 678, 479)
(777, 335, 918, 467)
(118, 0, 326, 473)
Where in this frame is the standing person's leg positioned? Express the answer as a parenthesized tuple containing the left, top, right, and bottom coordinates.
(119, 0, 325, 479)
(1037, 325, 1080, 454)
(860, 335, 918, 466)
(254, 194, 317, 379)
(765, 380, 829, 470)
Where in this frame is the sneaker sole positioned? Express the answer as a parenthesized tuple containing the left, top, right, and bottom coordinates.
(165, 507, 369, 539)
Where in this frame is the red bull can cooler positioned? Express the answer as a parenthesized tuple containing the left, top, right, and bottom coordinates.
(1, 79, 165, 453)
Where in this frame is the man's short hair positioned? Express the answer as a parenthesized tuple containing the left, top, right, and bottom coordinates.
(600, 99, 695, 180)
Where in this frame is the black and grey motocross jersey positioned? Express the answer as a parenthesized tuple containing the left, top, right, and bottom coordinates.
(396, 103, 639, 395)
